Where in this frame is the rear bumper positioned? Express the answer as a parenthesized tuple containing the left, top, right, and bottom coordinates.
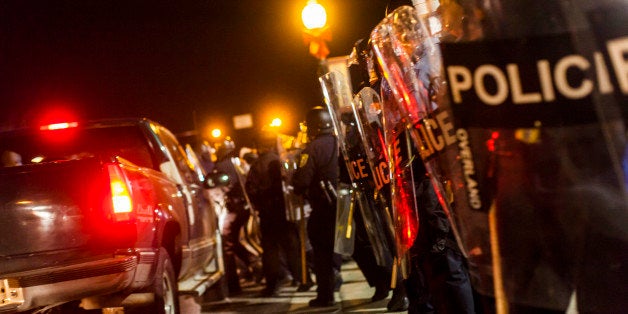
(0, 255, 138, 312)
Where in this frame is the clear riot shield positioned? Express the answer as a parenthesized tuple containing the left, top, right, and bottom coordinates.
(334, 183, 356, 256)
(319, 70, 390, 266)
(376, 3, 628, 312)
(378, 78, 420, 270)
(371, 5, 491, 295)
(231, 158, 263, 256)
(277, 128, 309, 223)
(352, 87, 397, 253)
(277, 133, 311, 285)
(353, 88, 390, 193)
(279, 145, 305, 223)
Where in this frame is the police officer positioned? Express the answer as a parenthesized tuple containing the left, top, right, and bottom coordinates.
(214, 139, 256, 296)
(292, 106, 340, 307)
(246, 131, 304, 297)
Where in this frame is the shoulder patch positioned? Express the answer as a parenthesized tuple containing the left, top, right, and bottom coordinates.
(299, 154, 309, 168)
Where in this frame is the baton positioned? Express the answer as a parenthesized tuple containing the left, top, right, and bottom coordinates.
(345, 190, 354, 238)
(298, 199, 307, 285)
(319, 181, 333, 203)
(326, 180, 337, 199)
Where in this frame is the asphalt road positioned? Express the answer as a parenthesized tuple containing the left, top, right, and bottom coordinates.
(179, 260, 407, 314)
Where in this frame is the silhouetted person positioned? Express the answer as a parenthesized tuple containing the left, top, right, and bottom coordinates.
(246, 132, 306, 296)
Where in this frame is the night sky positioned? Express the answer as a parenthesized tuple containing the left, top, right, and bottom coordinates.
(0, 0, 389, 144)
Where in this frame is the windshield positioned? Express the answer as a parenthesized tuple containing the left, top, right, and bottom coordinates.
(0, 125, 155, 169)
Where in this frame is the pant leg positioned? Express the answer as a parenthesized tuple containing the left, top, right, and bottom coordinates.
(308, 217, 335, 302)
(280, 222, 309, 283)
(222, 210, 245, 292)
(427, 248, 475, 314)
(261, 224, 283, 289)
(232, 210, 252, 265)
(405, 261, 434, 314)
(352, 210, 391, 288)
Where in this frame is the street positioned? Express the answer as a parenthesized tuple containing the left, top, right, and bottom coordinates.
(180, 260, 407, 314)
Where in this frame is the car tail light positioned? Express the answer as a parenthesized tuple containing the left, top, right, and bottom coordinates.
(107, 163, 133, 221)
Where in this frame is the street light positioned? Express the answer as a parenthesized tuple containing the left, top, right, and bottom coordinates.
(301, 0, 326, 29)
(270, 118, 282, 128)
(301, 0, 331, 60)
(211, 128, 222, 138)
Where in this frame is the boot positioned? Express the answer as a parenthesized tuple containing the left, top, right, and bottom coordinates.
(371, 285, 390, 302)
(334, 270, 343, 292)
(387, 285, 409, 311)
(297, 279, 315, 292)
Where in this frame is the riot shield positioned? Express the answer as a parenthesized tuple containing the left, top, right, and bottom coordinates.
(319, 70, 390, 266)
(375, 3, 628, 312)
(276, 129, 309, 224)
(377, 77, 420, 269)
(231, 157, 263, 256)
(277, 133, 311, 285)
(334, 183, 356, 256)
(371, 5, 490, 294)
(352, 88, 390, 192)
(279, 147, 305, 222)
(352, 87, 397, 254)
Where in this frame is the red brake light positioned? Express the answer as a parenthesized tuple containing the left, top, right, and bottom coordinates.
(40, 122, 79, 130)
(107, 163, 133, 220)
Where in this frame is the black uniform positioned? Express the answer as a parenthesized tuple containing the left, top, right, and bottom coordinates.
(246, 150, 302, 296)
(405, 156, 475, 314)
(292, 133, 339, 305)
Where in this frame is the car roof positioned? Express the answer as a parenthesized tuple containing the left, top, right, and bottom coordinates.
(0, 117, 163, 134)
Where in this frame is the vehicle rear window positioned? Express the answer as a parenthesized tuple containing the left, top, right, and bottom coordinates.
(0, 125, 155, 169)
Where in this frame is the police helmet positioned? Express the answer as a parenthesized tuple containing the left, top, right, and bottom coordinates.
(305, 106, 333, 138)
